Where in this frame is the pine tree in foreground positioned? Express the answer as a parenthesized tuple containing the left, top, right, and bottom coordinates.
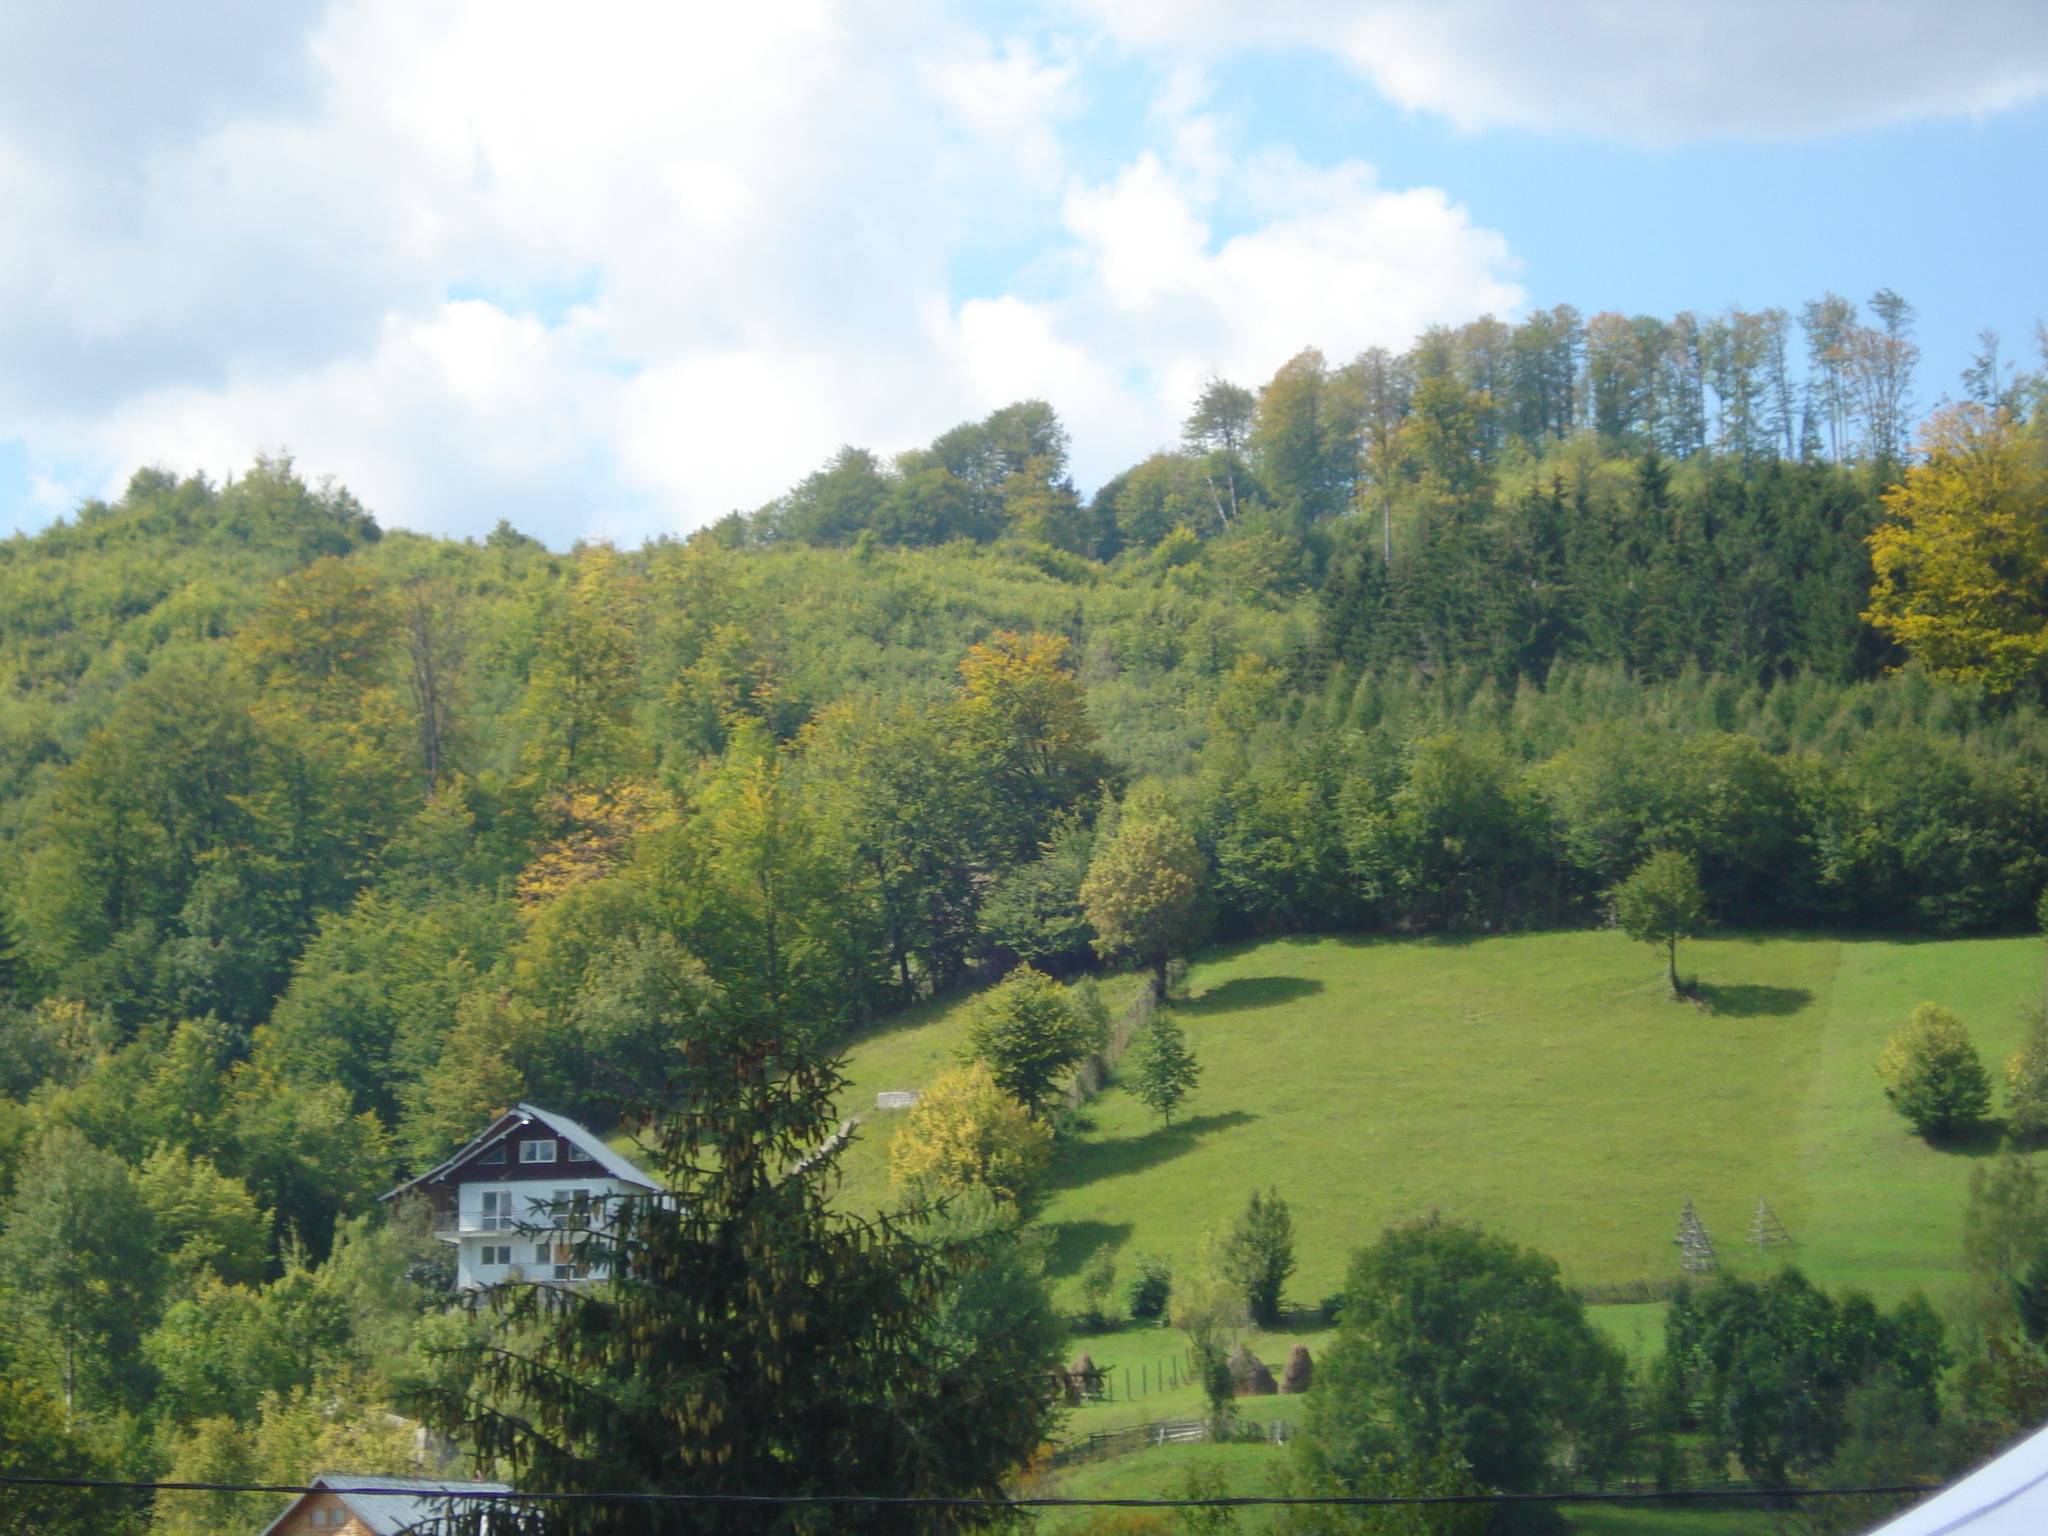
(409, 1020, 1060, 1534)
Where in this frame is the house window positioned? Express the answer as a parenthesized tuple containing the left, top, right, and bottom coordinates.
(479, 1142, 507, 1164)
(567, 1142, 594, 1163)
(481, 1244, 512, 1267)
(519, 1140, 558, 1164)
(552, 1188, 577, 1227)
(535, 1243, 552, 1266)
(481, 1190, 512, 1231)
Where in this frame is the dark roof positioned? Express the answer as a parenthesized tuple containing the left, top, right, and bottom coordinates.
(381, 1102, 658, 1202)
(256, 1474, 512, 1536)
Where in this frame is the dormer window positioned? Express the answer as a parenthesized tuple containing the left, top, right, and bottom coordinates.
(480, 1143, 507, 1164)
(519, 1140, 558, 1164)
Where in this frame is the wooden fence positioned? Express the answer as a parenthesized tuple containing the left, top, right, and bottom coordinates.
(1049, 1415, 1294, 1469)
(1062, 987, 1158, 1111)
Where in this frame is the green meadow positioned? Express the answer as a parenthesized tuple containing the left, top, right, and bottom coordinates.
(837, 929, 2044, 1311)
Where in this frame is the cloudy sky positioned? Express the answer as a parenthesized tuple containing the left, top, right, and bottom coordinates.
(2, 0, 2045, 545)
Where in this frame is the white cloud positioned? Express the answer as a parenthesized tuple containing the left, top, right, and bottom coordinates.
(975, 141, 1523, 486)
(1061, 0, 2048, 142)
(0, 0, 1525, 542)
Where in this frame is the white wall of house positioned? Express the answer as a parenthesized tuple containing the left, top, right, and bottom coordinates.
(448, 1175, 644, 1290)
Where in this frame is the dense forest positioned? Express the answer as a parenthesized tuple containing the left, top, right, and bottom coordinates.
(4, 291, 2048, 1530)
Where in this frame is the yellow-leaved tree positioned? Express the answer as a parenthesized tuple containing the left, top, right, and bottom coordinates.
(888, 1062, 1051, 1204)
(1865, 404, 2048, 694)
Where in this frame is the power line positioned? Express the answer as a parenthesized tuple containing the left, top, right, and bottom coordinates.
(0, 1472, 1942, 1509)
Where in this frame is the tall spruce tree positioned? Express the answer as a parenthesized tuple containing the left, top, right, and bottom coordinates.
(411, 1019, 1058, 1534)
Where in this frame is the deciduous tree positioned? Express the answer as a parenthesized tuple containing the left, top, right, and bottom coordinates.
(1879, 1003, 1992, 1141)
(962, 965, 1101, 1119)
(1865, 404, 2048, 695)
(1082, 786, 1209, 1001)
(1610, 849, 1708, 998)
(888, 1062, 1052, 1204)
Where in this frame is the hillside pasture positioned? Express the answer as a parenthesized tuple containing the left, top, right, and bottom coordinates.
(831, 930, 2044, 1314)
(1034, 930, 2041, 1307)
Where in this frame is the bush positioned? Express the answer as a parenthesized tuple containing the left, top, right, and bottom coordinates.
(1878, 1003, 1992, 1140)
(1125, 1253, 1172, 1321)
(1223, 1187, 1295, 1326)
(1280, 1344, 1313, 1394)
(2007, 1005, 2048, 1146)
(888, 1063, 1052, 1202)
(1078, 1245, 1117, 1330)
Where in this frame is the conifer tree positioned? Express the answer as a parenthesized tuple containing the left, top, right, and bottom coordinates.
(1132, 1010, 1200, 1127)
(0, 904, 22, 1003)
(412, 1018, 1058, 1534)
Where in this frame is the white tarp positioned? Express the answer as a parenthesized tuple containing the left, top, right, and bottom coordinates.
(1865, 1422, 2048, 1535)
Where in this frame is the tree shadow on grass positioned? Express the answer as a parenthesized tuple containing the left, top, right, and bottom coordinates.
(1925, 1118, 2010, 1158)
(1691, 981, 1815, 1017)
(1049, 1110, 1257, 1195)
(1181, 976, 1324, 1015)
(1044, 1219, 1136, 1278)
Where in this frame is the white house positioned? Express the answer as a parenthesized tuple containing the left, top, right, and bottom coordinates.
(381, 1103, 659, 1292)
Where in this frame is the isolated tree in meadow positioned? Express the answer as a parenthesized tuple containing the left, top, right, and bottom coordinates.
(1611, 848, 1708, 997)
(1081, 785, 1210, 1001)
(888, 1062, 1052, 1204)
(1224, 1187, 1296, 1327)
(1131, 1009, 1201, 1127)
(962, 964, 1101, 1118)
(1879, 1002, 1992, 1141)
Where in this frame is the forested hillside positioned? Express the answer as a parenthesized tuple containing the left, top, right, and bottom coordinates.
(4, 293, 2048, 1529)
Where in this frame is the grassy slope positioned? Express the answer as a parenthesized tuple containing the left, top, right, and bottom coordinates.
(1032, 931, 2040, 1309)
(832, 930, 2042, 1312)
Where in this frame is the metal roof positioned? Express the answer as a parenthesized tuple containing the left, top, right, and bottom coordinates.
(381, 1102, 658, 1203)
(1864, 1421, 2048, 1535)
(255, 1474, 512, 1536)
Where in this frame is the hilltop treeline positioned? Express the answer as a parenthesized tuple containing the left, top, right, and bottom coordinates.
(1, 298, 2047, 1526)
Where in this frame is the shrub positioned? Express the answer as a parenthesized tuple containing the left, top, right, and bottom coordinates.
(1126, 1253, 1172, 1322)
(1078, 1245, 1117, 1330)
(1281, 1344, 1313, 1394)
(1223, 1187, 1295, 1326)
(888, 1063, 1052, 1202)
(2006, 1005, 2048, 1146)
(1878, 1003, 1992, 1140)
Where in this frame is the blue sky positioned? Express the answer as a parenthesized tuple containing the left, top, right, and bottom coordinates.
(1, 0, 2043, 546)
